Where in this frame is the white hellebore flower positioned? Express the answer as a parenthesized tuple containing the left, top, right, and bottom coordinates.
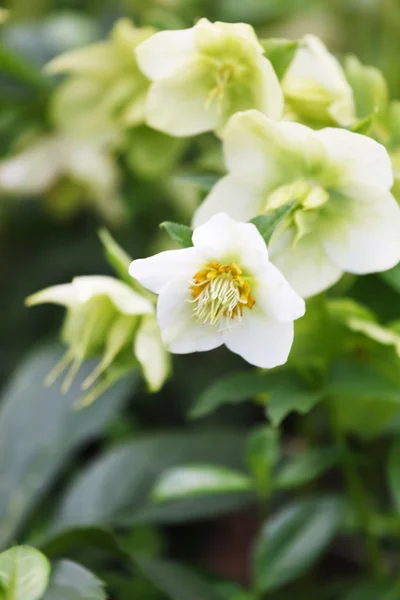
(26, 276, 169, 398)
(129, 214, 305, 368)
(193, 110, 400, 298)
(282, 35, 355, 126)
(135, 18, 283, 137)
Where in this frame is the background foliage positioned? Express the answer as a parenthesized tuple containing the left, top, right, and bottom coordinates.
(2, 0, 400, 598)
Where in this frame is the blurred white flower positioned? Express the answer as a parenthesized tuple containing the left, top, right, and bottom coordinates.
(135, 18, 283, 137)
(129, 213, 305, 368)
(26, 275, 169, 398)
(0, 129, 123, 221)
(193, 110, 400, 298)
(282, 35, 355, 126)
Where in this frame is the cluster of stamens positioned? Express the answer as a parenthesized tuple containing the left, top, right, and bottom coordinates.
(190, 261, 255, 328)
(206, 64, 235, 111)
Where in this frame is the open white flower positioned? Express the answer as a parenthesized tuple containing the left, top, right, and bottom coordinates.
(26, 276, 169, 396)
(135, 18, 283, 137)
(282, 35, 355, 126)
(129, 214, 305, 368)
(193, 110, 400, 298)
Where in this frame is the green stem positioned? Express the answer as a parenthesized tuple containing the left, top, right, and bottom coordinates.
(329, 401, 386, 580)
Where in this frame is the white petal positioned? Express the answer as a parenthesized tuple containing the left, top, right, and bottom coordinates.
(323, 184, 400, 274)
(192, 176, 265, 227)
(192, 213, 268, 272)
(0, 138, 61, 194)
(129, 247, 202, 294)
(134, 315, 170, 392)
(222, 110, 312, 185)
(26, 283, 78, 308)
(255, 262, 306, 322)
(223, 309, 294, 368)
(157, 279, 222, 353)
(144, 60, 220, 136)
(135, 28, 196, 80)
(72, 276, 154, 315)
(255, 56, 284, 121)
(194, 19, 263, 54)
(315, 128, 393, 190)
(270, 228, 343, 298)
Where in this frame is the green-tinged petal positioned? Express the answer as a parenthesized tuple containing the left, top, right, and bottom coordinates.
(71, 276, 154, 315)
(283, 35, 355, 126)
(322, 184, 400, 274)
(26, 283, 78, 308)
(315, 127, 393, 190)
(144, 59, 219, 136)
(135, 27, 196, 80)
(192, 175, 265, 227)
(270, 227, 343, 298)
(45, 42, 121, 77)
(0, 137, 61, 194)
(135, 315, 170, 392)
(194, 18, 263, 58)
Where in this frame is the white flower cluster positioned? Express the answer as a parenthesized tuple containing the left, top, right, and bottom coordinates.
(130, 20, 400, 368)
(27, 18, 400, 388)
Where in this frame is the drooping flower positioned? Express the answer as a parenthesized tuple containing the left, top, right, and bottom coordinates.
(26, 276, 170, 400)
(282, 35, 355, 126)
(134, 18, 283, 137)
(129, 214, 305, 368)
(46, 19, 154, 130)
(0, 129, 122, 222)
(193, 110, 400, 298)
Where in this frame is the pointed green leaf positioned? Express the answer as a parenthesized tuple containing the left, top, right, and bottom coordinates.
(260, 38, 299, 80)
(98, 229, 132, 285)
(43, 560, 106, 600)
(275, 447, 342, 489)
(135, 556, 225, 600)
(0, 546, 50, 600)
(152, 465, 252, 502)
(253, 498, 342, 592)
(160, 222, 193, 248)
(250, 201, 296, 246)
(246, 427, 280, 496)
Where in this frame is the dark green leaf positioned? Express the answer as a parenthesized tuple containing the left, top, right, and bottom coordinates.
(275, 447, 342, 489)
(160, 222, 193, 248)
(388, 438, 400, 512)
(190, 370, 276, 418)
(98, 229, 132, 286)
(135, 556, 225, 600)
(381, 263, 400, 294)
(250, 201, 295, 246)
(40, 527, 131, 564)
(0, 546, 50, 600)
(260, 38, 299, 79)
(152, 465, 253, 501)
(0, 42, 49, 90)
(266, 379, 322, 426)
(253, 497, 342, 592)
(341, 581, 395, 600)
(0, 343, 134, 549)
(50, 431, 253, 532)
(246, 427, 280, 496)
(351, 115, 373, 134)
(43, 560, 106, 600)
(327, 359, 400, 402)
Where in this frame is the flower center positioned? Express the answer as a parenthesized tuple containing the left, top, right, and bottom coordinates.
(206, 64, 235, 111)
(189, 261, 255, 327)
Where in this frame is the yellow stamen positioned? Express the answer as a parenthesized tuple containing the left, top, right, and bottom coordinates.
(189, 261, 255, 327)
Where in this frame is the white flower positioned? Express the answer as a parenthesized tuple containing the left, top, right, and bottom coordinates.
(0, 130, 122, 221)
(135, 18, 283, 137)
(193, 110, 400, 298)
(129, 214, 305, 368)
(282, 35, 355, 126)
(26, 276, 169, 395)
